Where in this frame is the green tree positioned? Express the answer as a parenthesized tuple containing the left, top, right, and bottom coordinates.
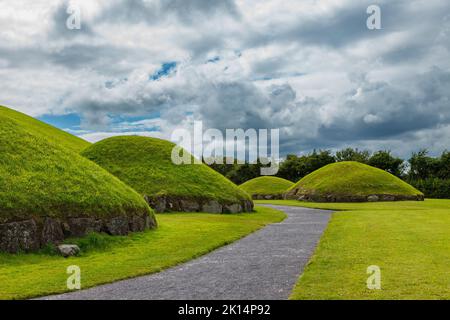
(277, 150, 335, 182)
(437, 151, 450, 179)
(335, 148, 370, 163)
(368, 150, 405, 177)
(408, 150, 440, 180)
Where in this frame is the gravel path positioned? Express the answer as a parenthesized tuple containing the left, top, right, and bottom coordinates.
(42, 205, 331, 300)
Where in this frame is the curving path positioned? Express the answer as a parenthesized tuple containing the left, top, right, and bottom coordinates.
(42, 205, 331, 300)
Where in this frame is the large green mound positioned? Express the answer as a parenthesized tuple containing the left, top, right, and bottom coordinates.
(239, 176, 294, 199)
(285, 161, 424, 202)
(82, 136, 253, 213)
(0, 106, 156, 253)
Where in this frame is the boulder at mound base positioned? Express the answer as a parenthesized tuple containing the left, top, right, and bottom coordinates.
(239, 176, 294, 200)
(285, 161, 424, 202)
(0, 106, 156, 253)
(81, 136, 254, 213)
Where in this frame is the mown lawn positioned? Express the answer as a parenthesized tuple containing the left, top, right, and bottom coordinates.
(257, 199, 450, 299)
(0, 206, 285, 300)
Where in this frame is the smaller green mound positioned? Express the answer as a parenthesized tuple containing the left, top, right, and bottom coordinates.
(82, 136, 253, 213)
(239, 176, 294, 199)
(285, 161, 424, 202)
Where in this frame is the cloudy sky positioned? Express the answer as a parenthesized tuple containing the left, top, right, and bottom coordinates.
(1, 0, 449, 158)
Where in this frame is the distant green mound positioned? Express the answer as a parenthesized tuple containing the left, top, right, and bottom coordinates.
(285, 161, 424, 202)
(82, 136, 253, 213)
(0, 106, 156, 253)
(240, 176, 294, 199)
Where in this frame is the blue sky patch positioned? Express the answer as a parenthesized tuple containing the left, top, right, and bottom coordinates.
(149, 62, 177, 80)
(39, 113, 81, 130)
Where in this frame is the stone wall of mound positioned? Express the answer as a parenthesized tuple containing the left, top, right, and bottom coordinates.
(285, 189, 424, 202)
(0, 213, 157, 253)
(252, 194, 284, 200)
(145, 195, 254, 213)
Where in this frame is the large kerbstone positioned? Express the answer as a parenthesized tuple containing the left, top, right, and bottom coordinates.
(202, 200, 223, 213)
(223, 203, 243, 213)
(241, 200, 254, 212)
(41, 218, 64, 245)
(105, 217, 130, 235)
(0, 219, 39, 253)
(146, 195, 167, 213)
(65, 218, 103, 237)
(179, 199, 201, 212)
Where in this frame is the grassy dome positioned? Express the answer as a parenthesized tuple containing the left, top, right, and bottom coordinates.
(285, 161, 424, 202)
(239, 176, 294, 199)
(0, 106, 156, 252)
(81, 136, 253, 213)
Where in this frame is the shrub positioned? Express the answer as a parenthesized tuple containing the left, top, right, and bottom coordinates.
(409, 178, 450, 199)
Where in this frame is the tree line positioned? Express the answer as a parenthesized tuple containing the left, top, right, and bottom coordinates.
(205, 148, 450, 199)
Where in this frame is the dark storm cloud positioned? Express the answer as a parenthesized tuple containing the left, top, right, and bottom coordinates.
(98, 0, 239, 25)
(0, 43, 147, 75)
(318, 68, 450, 143)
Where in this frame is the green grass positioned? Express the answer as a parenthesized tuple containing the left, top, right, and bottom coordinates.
(82, 136, 251, 203)
(239, 176, 294, 197)
(256, 199, 450, 299)
(0, 206, 285, 299)
(287, 161, 422, 197)
(0, 106, 152, 222)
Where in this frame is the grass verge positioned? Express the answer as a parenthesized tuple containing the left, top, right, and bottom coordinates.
(257, 199, 450, 299)
(0, 206, 285, 299)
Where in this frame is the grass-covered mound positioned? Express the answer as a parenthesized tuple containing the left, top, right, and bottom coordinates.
(239, 176, 294, 200)
(0, 106, 156, 253)
(81, 136, 253, 213)
(285, 161, 424, 202)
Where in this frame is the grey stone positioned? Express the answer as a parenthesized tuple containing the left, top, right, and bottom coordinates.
(145, 214, 158, 229)
(367, 195, 379, 202)
(145, 195, 167, 213)
(57, 244, 80, 258)
(105, 217, 129, 235)
(41, 218, 64, 245)
(223, 203, 243, 213)
(380, 195, 395, 201)
(179, 199, 201, 212)
(242, 200, 254, 212)
(0, 219, 39, 253)
(129, 215, 146, 232)
(66, 218, 102, 237)
(202, 200, 222, 213)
